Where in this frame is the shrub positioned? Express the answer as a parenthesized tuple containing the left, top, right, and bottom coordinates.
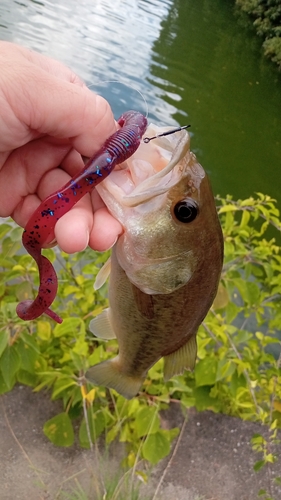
(235, 0, 281, 69)
(0, 193, 280, 477)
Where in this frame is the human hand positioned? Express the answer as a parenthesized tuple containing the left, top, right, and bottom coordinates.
(0, 42, 122, 253)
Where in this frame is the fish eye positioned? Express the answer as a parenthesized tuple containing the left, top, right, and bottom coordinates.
(173, 198, 199, 223)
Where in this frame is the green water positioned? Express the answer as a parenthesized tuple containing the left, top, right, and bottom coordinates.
(0, 0, 280, 204)
(149, 0, 281, 202)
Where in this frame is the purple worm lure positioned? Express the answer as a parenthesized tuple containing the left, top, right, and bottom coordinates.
(16, 111, 148, 324)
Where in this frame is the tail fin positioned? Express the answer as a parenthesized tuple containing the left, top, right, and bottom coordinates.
(86, 357, 144, 399)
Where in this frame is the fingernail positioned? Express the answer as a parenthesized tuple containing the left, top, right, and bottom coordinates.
(104, 236, 118, 251)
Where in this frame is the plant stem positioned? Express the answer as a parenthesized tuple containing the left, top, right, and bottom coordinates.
(152, 413, 188, 500)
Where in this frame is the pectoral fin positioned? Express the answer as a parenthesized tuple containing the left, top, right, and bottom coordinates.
(89, 308, 116, 340)
(86, 357, 144, 399)
(164, 335, 197, 381)
(94, 257, 111, 290)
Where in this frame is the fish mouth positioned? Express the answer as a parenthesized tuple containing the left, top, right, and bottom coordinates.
(96, 123, 191, 208)
(94, 123, 207, 295)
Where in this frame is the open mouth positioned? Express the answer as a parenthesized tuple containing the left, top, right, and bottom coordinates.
(96, 123, 190, 207)
(106, 137, 170, 194)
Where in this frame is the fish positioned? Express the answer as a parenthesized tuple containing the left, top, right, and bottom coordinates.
(86, 122, 224, 399)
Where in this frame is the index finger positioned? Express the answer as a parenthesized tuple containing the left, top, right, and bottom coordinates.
(1, 42, 117, 155)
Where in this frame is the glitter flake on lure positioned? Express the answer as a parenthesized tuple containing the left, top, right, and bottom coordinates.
(16, 111, 148, 323)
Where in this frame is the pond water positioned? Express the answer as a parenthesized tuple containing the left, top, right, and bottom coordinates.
(0, 0, 280, 206)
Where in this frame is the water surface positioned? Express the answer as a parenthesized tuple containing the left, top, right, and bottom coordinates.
(0, 0, 280, 204)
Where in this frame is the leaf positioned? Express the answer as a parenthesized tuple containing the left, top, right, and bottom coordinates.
(270, 419, 278, 430)
(119, 423, 133, 443)
(21, 332, 41, 353)
(0, 330, 9, 359)
(43, 412, 74, 447)
(263, 336, 280, 345)
(84, 388, 96, 404)
(15, 281, 33, 302)
(233, 278, 260, 306)
(0, 223, 12, 239)
(246, 282, 260, 306)
(165, 427, 180, 441)
(235, 330, 252, 344)
(254, 460, 265, 472)
(229, 371, 247, 396)
(63, 285, 80, 297)
(240, 210, 250, 228)
(87, 345, 107, 366)
(15, 337, 39, 374)
(81, 263, 97, 275)
(51, 377, 76, 400)
(225, 301, 240, 324)
(17, 369, 38, 387)
(195, 358, 218, 387)
(75, 275, 85, 286)
(126, 451, 136, 468)
(0, 345, 21, 388)
(127, 398, 140, 416)
(273, 401, 281, 413)
(216, 359, 236, 382)
(197, 337, 212, 360)
(0, 257, 14, 268)
(251, 434, 264, 445)
(37, 321, 52, 341)
(265, 453, 275, 464)
(53, 317, 85, 337)
(70, 350, 88, 370)
(71, 337, 88, 357)
(79, 409, 106, 448)
(135, 470, 148, 484)
(142, 431, 170, 464)
(134, 406, 160, 438)
(106, 424, 119, 445)
(232, 278, 249, 303)
(0, 371, 11, 394)
(194, 386, 217, 411)
(212, 283, 229, 310)
(238, 401, 254, 408)
(180, 394, 196, 408)
(218, 205, 238, 213)
(42, 248, 56, 263)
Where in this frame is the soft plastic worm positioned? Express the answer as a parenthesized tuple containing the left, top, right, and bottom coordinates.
(16, 111, 148, 323)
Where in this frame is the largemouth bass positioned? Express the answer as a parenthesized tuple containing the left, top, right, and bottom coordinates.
(86, 123, 224, 399)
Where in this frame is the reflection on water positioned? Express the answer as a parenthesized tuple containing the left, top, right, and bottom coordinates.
(0, 0, 280, 202)
(0, 0, 178, 123)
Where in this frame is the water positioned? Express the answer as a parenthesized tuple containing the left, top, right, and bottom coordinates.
(0, 0, 280, 204)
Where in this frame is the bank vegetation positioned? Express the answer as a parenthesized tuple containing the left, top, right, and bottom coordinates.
(236, 0, 281, 69)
